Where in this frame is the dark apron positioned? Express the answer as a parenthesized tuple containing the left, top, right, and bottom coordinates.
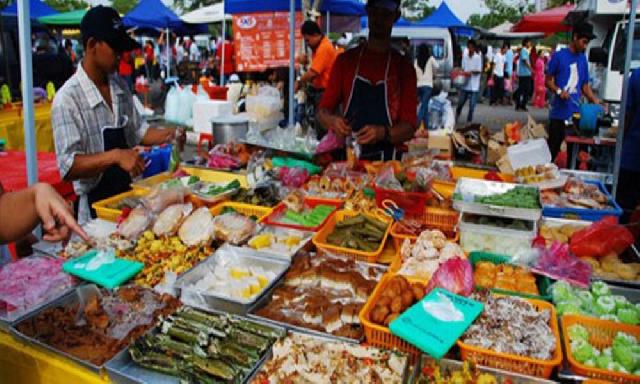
(344, 48, 396, 161)
(87, 115, 132, 218)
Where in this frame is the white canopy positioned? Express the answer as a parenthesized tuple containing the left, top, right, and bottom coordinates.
(489, 22, 513, 34)
(181, 3, 231, 24)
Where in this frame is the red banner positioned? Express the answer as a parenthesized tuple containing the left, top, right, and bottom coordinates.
(233, 12, 303, 72)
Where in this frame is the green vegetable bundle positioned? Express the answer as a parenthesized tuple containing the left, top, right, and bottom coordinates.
(326, 214, 388, 252)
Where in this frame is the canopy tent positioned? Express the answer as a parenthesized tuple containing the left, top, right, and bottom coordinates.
(320, 0, 365, 15)
(225, 0, 301, 13)
(37, 9, 86, 26)
(489, 21, 513, 34)
(123, 0, 183, 30)
(361, 2, 473, 36)
(1, 0, 57, 18)
(511, 4, 575, 35)
(181, 3, 230, 24)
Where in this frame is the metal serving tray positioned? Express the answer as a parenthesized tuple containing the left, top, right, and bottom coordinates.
(0, 254, 79, 329)
(174, 244, 290, 315)
(105, 307, 284, 384)
(453, 177, 542, 221)
(243, 225, 314, 261)
(411, 357, 557, 384)
(248, 331, 412, 384)
(10, 286, 106, 373)
(247, 257, 386, 345)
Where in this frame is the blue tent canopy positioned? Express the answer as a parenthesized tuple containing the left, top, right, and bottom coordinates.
(225, 0, 363, 15)
(123, 0, 183, 29)
(1, 0, 57, 18)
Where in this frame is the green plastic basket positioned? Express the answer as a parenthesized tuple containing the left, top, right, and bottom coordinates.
(469, 251, 552, 301)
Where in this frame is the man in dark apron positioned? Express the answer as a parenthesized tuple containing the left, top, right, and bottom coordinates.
(317, 0, 417, 161)
(52, 6, 177, 223)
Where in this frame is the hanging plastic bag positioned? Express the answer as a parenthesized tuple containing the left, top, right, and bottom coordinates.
(316, 130, 345, 154)
(425, 257, 473, 297)
(164, 85, 180, 123)
(532, 242, 592, 288)
(569, 217, 635, 258)
(375, 164, 403, 191)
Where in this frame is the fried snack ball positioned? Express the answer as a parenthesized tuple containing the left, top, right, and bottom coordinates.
(371, 305, 390, 324)
(580, 257, 601, 270)
(384, 313, 400, 326)
(401, 290, 414, 308)
(390, 296, 403, 313)
(377, 296, 392, 308)
(412, 283, 426, 301)
(614, 263, 637, 281)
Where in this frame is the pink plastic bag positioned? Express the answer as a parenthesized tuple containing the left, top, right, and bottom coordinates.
(425, 257, 474, 297)
(316, 130, 345, 154)
(532, 241, 592, 288)
(279, 167, 309, 188)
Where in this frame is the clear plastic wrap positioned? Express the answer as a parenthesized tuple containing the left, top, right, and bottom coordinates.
(178, 207, 215, 247)
(117, 207, 153, 240)
(212, 212, 257, 245)
(152, 203, 193, 237)
(142, 183, 187, 214)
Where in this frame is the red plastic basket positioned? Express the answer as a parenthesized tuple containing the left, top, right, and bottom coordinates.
(374, 185, 431, 218)
(260, 198, 343, 232)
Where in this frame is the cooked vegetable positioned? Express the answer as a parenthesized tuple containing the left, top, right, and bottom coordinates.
(325, 214, 388, 252)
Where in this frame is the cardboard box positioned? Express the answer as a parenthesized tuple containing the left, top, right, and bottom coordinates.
(428, 133, 453, 158)
(486, 139, 507, 166)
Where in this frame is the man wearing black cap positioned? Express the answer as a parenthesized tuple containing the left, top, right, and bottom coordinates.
(52, 6, 176, 222)
(317, 0, 417, 161)
(545, 22, 600, 161)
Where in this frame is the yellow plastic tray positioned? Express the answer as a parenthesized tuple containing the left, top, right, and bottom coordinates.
(92, 189, 148, 222)
(131, 166, 248, 192)
(209, 202, 272, 221)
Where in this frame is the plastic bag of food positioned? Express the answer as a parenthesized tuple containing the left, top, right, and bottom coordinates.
(152, 203, 193, 237)
(375, 164, 403, 191)
(569, 217, 635, 258)
(279, 167, 309, 188)
(143, 184, 187, 214)
(179, 207, 215, 247)
(118, 207, 153, 240)
(212, 212, 257, 245)
(316, 130, 345, 154)
(425, 257, 473, 297)
(207, 144, 242, 170)
(532, 241, 592, 288)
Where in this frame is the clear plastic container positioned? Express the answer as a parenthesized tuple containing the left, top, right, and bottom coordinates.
(459, 214, 536, 257)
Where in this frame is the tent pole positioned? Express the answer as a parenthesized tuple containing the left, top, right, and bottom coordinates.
(220, 19, 226, 86)
(326, 11, 330, 34)
(288, 0, 295, 127)
(613, 0, 638, 198)
(17, 0, 37, 187)
(166, 28, 171, 78)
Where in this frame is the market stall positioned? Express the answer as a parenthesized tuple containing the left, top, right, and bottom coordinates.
(1, 135, 639, 383)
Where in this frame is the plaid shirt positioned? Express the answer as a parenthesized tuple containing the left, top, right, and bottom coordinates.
(52, 63, 148, 197)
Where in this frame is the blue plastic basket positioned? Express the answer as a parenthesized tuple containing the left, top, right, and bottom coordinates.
(542, 180, 622, 222)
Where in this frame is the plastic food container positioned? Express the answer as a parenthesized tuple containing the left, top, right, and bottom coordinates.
(359, 274, 427, 361)
(561, 314, 640, 383)
(469, 252, 551, 301)
(457, 298, 563, 378)
(374, 185, 431, 218)
(389, 206, 459, 250)
(313, 210, 392, 263)
(542, 180, 623, 222)
(261, 198, 342, 232)
(92, 189, 148, 222)
(459, 213, 536, 257)
(130, 166, 249, 192)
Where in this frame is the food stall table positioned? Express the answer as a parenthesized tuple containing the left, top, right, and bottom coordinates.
(0, 150, 74, 199)
(565, 135, 616, 172)
(0, 331, 108, 384)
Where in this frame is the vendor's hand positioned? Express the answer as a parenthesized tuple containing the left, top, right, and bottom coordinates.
(115, 149, 146, 178)
(356, 125, 385, 145)
(560, 90, 570, 100)
(33, 183, 89, 243)
(331, 116, 352, 137)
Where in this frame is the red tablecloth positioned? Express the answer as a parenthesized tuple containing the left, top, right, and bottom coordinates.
(0, 151, 74, 200)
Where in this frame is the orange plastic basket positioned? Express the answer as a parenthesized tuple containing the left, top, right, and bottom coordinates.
(562, 315, 640, 383)
(456, 298, 563, 378)
(312, 210, 391, 263)
(389, 207, 460, 250)
(209, 202, 272, 221)
(359, 274, 429, 360)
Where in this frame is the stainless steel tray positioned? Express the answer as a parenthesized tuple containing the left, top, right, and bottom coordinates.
(453, 177, 542, 221)
(105, 307, 283, 384)
(412, 357, 556, 383)
(175, 244, 290, 315)
(540, 217, 592, 228)
(559, 170, 613, 186)
(0, 255, 79, 329)
(248, 331, 412, 384)
(9, 286, 105, 373)
(243, 225, 314, 261)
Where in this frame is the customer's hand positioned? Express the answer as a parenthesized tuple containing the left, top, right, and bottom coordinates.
(357, 125, 385, 145)
(330, 116, 352, 138)
(33, 183, 89, 243)
(560, 90, 570, 100)
(115, 149, 146, 178)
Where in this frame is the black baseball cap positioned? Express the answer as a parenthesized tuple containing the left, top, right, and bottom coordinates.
(573, 23, 597, 41)
(80, 6, 139, 52)
(367, 0, 401, 11)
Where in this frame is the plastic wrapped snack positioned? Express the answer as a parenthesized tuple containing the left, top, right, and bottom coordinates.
(142, 183, 186, 214)
(118, 207, 153, 240)
(178, 207, 215, 246)
(152, 204, 192, 237)
(212, 212, 256, 245)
